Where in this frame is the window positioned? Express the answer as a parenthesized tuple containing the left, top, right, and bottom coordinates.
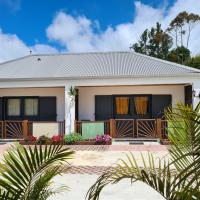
(24, 98, 38, 116)
(134, 96, 149, 115)
(7, 99, 21, 116)
(115, 97, 129, 115)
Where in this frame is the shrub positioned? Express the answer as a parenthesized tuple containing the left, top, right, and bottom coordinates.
(37, 135, 51, 145)
(64, 133, 83, 144)
(95, 134, 112, 144)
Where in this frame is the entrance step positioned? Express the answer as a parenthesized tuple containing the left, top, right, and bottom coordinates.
(112, 138, 160, 145)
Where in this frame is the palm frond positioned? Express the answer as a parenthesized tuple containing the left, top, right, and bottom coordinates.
(87, 102, 200, 200)
(0, 144, 74, 199)
(166, 102, 200, 191)
(87, 153, 182, 200)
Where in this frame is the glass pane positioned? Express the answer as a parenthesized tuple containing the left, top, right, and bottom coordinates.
(7, 99, 21, 116)
(134, 96, 149, 115)
(115, 97, 129, 115)
(25, 99, 38, 116)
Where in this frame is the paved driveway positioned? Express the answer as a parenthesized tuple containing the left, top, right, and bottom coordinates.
(0, 143, 168, 199)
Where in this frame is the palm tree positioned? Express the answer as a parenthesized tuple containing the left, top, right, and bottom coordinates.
(0, 144, 74, 200)
(87, 102, 200, 200)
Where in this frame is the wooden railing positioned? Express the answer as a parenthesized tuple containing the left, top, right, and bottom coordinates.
(75, 118, 169, 140)
(0, 120, 65, 139)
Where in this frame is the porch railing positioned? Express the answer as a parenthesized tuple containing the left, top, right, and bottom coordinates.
(75, 118, 169, 140)
(0, 120, 65, 139)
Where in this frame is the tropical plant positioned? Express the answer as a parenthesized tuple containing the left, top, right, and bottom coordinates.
(87, 102, 200, 200)
(0, 144, 74, 200)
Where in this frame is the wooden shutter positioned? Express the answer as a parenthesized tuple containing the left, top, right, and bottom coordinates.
(39, 97, 56, 121)
(95, 95, 113, 120)
(152, 95, 172, 118)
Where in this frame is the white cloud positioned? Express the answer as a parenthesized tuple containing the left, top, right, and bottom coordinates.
(46, 0, 200, 54)
(0, 0, 200, 63)
(0, 29, 58, 63)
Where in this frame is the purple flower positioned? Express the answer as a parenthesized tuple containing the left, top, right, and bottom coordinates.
(95, 134, 112, 144)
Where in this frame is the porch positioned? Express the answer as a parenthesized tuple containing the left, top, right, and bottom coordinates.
(73, 84, 192, 141)
(75, 119, 168, 141)
(0, 83, 193, 141)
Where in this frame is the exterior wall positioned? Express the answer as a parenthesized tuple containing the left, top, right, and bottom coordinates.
(78, 85, 185, 121)
(0, 87, 65, 121)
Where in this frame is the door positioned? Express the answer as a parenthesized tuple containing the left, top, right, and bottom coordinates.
(95, 95, 113, 120)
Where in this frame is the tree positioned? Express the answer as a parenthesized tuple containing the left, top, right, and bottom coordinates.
(130, 23, 173, 60)
(186, 55, 200, 69)
(168, 46, 191, 64)
(167, 11, 200, 48)
(0, 144, 74, 199)
(87, 103, 200, 200)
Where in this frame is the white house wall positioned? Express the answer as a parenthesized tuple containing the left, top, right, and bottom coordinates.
(78, 85, 185, 121)
(0, 87, 65, 121)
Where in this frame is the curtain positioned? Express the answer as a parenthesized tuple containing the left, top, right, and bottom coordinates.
(25, 99, 38, 116)
(134, 96, 148, 115)
(7, 99, 20, 116)
(115, 97, 129, 115)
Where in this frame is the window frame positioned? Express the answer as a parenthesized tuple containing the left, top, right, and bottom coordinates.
(5, 96, 39, 120)
(113, 94, 152, 119)
(5, 97, 22, 120)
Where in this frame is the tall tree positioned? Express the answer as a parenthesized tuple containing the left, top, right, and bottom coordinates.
(167, 11, 200, 48)
(130, 23, 173, 60)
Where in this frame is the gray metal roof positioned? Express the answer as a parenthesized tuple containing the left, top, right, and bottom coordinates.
(0, 51, 199, 80)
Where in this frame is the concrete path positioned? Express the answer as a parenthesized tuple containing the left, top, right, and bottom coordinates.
(49, 174, 165, 200)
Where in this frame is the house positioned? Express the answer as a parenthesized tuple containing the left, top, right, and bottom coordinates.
(0, 51, 199, 139)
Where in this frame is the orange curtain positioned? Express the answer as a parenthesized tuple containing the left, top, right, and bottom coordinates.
(115, 97, 129, 114)
(134, 97, 148, 115)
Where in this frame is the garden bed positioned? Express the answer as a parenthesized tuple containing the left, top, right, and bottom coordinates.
(19, 134, 112, 145)
(19, 140, 112, 145)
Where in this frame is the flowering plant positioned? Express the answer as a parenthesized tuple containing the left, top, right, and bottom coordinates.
(52, 135, 63, 142)
(25, 135, 37, 142)
(95, 134, 112, 144)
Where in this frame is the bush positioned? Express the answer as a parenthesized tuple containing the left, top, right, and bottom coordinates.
(64, 133, 83, 144)
(37, 135, 51, 145)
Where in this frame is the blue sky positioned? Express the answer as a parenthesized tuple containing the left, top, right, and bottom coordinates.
(0, 0, 199, 62)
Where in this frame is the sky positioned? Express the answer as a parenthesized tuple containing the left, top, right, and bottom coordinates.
(0, 0, 200, 62)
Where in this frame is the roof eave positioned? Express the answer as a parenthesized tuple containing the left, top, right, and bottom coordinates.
(0, 72, 199, 82)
